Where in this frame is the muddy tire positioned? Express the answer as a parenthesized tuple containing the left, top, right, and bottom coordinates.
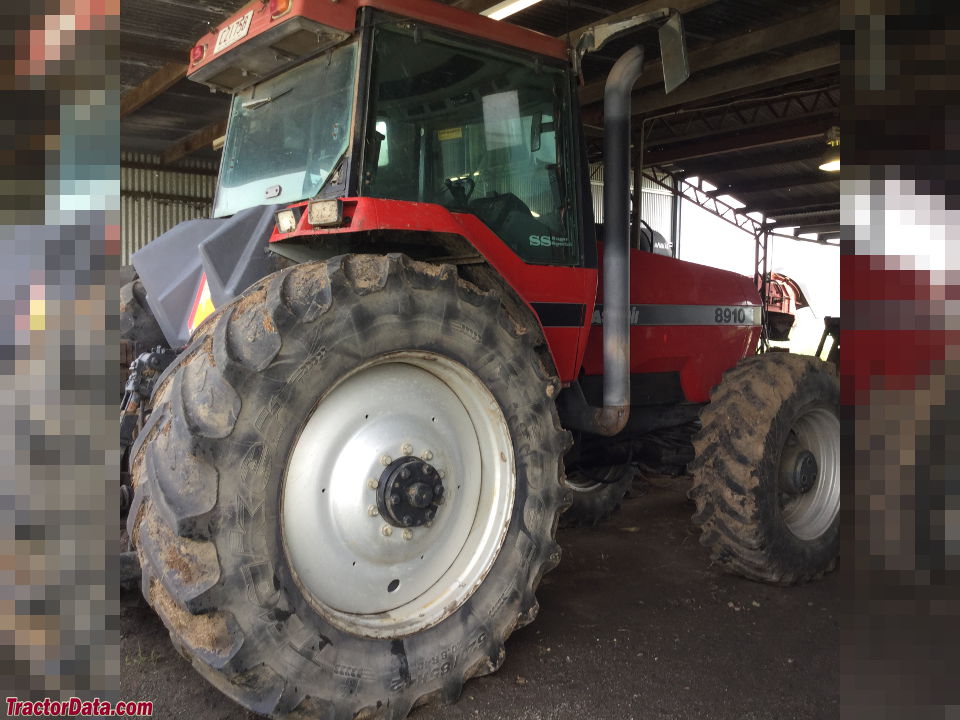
(128, 254, 569, 719)
(560, 465, 633, 528)
(121, 276, 166, 349)
(689, 353, 839, 585)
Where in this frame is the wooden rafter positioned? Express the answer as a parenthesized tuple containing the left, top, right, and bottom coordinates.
(564, 0, 717, 47)
(578, 3, 839, 106)
(120, 62, 188, 118)
(630, 44, 839, 117)
(161, 119, 228, 165)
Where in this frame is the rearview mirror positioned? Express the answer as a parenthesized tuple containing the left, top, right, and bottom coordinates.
(658, 12, 689, 94)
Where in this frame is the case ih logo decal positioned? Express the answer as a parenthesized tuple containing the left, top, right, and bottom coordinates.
(591, 304, 762, 327)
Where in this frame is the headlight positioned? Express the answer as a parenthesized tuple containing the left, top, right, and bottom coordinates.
(307, 199, 343, 227)
(275, 209, 298, 234)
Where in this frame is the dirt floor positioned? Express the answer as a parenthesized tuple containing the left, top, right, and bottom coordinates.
(121, 475, 838, 719)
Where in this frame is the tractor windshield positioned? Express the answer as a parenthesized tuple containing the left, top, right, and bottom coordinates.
(214, 41, 357, 218)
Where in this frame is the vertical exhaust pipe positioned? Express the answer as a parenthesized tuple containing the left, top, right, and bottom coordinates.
(598, 46, 645, 433)
(559, 11, 686, 437)
(561, 47, 645, 437)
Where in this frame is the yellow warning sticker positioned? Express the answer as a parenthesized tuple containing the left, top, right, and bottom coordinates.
(438, 127, 463, 141)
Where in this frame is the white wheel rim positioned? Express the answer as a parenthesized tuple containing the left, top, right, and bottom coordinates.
(282, 351, 515, 637)
(781, 407, 840, 541)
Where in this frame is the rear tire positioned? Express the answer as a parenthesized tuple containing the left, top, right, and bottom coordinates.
(689, 353, 839, 585)
(560, 465, 633, 528)
(128, 254, 569, 719)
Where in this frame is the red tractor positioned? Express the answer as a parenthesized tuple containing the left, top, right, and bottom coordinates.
(121, 1, 839, 717)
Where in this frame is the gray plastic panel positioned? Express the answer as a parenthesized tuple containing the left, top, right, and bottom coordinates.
(132, 205, 278, 347)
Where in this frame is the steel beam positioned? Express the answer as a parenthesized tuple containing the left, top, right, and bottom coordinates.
(707, 174, 836, 197)
(642, 114, 829, 167)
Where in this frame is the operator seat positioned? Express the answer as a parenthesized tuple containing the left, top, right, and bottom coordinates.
(596, 222, 673, 256)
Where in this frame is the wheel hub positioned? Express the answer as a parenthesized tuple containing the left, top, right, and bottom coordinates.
(377, 456, 445, 527)
(779, 407, 839, 541)
(780, 444, 818, 495)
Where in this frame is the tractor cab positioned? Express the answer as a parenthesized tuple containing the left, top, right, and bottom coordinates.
(192, 0, 583, 266)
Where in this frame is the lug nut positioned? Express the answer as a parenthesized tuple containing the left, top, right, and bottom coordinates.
(368, 505, 379, 516)
(400, 468, 410, 480)
(421, 450, 433, 461)
(368, 478, 378, 489)
(390, 494, 400, 506)
(402, 515, 413, 525)
(402, 529, 413, 541)
(381, 526, 393, 537)
(401, 443, 413, 456)
(438, 469, 445, 479)
(380, 455, 392, 466)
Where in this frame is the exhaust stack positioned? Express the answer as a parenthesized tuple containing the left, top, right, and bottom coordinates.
(597, 46, 646, 435)
(561, 10, 688, 437)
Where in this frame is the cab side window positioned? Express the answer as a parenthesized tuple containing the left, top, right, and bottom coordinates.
(363, 24, 578, 266)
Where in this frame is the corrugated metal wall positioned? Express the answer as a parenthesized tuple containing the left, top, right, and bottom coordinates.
(589, 162, 675, 247)
(121, 152, 219, 264)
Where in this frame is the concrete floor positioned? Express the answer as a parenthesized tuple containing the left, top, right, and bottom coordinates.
(121, 476, 838, 719)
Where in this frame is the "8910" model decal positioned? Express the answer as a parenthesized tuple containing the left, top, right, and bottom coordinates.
(591, 304, 761, 327)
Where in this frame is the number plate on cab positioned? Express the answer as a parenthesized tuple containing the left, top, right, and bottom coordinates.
(214, 10, 254, 54)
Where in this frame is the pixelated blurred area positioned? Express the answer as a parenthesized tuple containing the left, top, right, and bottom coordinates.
(0, 0, 119, 701)
(844, 1, 960, 715)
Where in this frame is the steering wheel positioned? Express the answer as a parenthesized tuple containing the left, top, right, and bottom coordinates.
(440, 176, 476, 207)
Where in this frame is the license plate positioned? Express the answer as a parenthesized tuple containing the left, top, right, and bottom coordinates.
(214, 10, 253, 54)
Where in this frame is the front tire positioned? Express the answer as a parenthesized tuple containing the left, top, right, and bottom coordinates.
(128, 255, 569, 719)
(689, 353, 839, 585)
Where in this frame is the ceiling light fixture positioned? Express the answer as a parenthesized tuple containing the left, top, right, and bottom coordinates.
(818, 126, 840, 172)
(481, 0, 544, 21)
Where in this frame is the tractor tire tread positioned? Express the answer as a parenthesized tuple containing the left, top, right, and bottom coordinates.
(129, 253, 568, 719)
